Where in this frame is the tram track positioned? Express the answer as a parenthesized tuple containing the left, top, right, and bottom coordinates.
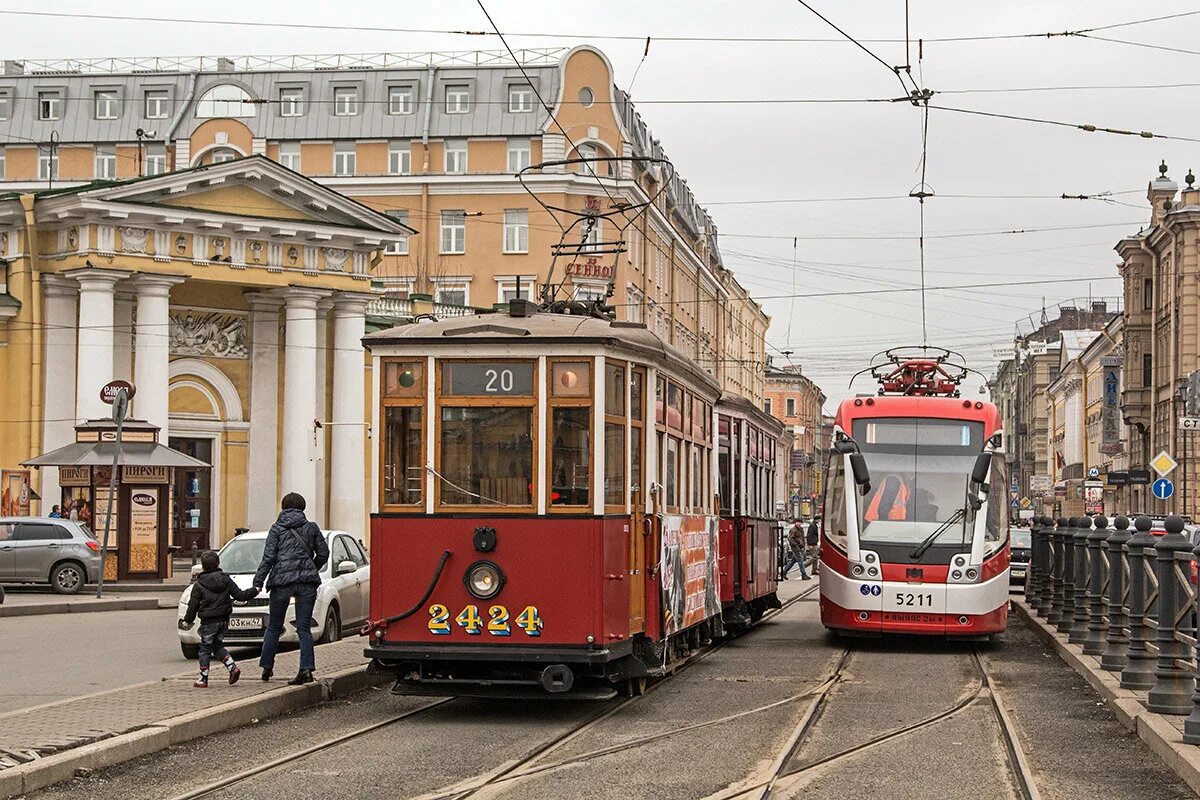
(157, 583, 820, 800)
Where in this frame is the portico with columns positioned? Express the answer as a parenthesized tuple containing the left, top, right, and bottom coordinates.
(0, 156, 412, 550)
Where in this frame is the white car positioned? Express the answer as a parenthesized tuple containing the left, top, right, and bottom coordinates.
(177, 529, 370, 660)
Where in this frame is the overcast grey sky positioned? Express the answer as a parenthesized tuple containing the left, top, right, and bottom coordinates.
(6, 1, 1195, 405)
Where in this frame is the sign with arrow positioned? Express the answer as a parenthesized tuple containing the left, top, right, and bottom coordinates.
(1153, 477, 1175, 501)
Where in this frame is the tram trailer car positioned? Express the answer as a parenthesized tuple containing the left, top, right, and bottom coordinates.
(361, 307, 780, 698)
(819, 389, 1010, 638)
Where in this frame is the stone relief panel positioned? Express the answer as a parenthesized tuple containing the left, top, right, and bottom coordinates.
(169, 308, 249, 359)
(119, 227, 149, 254)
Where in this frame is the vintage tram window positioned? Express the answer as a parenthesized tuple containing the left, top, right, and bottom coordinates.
(605, 362, 626, 416)
(551, 361, 591, 398)
(383, 360, 424, 397)
(605, 422, 626, 507)
(666, 383, 683, 431)
(630, 369, 644, 422)
(691, 445, 703, 511)
(551, 407, 590, 505)
(383, 407, 423, 505)
(664, 436, 679, 508)
(630, 426, 643, 502)
(692, 397, 705, 441)
(439, 406, 533, 506)
(732, 419, 742, 513)
(629, 367, 646, 504)
(443, 361, 535, 396)
(681, 390, 692, 436)
(655, 375, 666, 424)
(718, 420, 732, 515)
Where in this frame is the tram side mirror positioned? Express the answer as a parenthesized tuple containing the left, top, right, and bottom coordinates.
(833, 438, 857, 455)
(849, 452, 871, 490)
(971, 452, 992, 487)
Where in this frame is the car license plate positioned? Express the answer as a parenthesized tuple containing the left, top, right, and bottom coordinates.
(883, 612, 945, 624)
(228, 616, 262, 631)
(1011, 568, 1026, 578)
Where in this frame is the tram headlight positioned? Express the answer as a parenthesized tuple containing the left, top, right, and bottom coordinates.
(464, 560, 506, 599)
(966, 568, 979, 581)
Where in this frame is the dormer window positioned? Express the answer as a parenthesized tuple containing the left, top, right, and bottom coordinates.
(445, 85, 470, 114)
(0, 91, 10, 121)
(195, 85, 255, 118)
(144, 90, 169, 119)
(94, 90, 118, 120)
(508, 84, 534, 113)
(280, 87, 304, 117)
(388, 86, 413, 115)
(38, 91, 62, 121)
(334, 87, 359, 116)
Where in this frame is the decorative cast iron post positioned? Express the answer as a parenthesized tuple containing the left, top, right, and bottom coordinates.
(1100, 515, 1132, 672)
(1068, 517, 1092, 643)
(1121, 515, 1159, 690)
(1056, 517, 1076, 632)
(1146, 515, 1195, 714)
(1083, 515, 1110, 655)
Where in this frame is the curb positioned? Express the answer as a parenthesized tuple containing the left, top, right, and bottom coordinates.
(1013, 598, 1200, 796)
(0, 597, 162, 618)
(0, 663, 385, 799)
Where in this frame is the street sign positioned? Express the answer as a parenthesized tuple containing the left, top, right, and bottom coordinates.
(1020, 497, 1031, 509)
(1030, 475, 1052, 493)
(1151, 451, 1178, 478)
(1153, 477, 1175, 501)
(1182, 417, 1200, 432)
(1128, 468, 1152, 485)
(1088, 467, 1099, 478)
(1107, 471, 1129, 486)
(99, 380, 136, 405)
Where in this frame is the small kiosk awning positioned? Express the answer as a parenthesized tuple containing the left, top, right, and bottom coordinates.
(23, 441, 209, 468)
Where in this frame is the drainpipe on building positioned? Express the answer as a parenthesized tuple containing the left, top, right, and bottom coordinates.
(1168, 225, 1181, 514)
(419, 64, 436, 294)
(1139, 236, 1158, 514)
(18, 195, 43, 505)
(165, 72, 201, 165)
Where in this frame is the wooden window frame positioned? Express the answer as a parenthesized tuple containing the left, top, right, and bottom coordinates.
(378, 358, 427, 513)
(547, 358, 594, 513)
(603, 359, 629, 514)
(435, 358, 538, 513)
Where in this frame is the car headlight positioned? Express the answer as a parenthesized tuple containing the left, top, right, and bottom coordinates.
(464, 560, 505, 600)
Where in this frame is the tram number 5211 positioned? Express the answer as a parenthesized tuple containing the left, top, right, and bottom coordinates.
(895, 592, 934, 608)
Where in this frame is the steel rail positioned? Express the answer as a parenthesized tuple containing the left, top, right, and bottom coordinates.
(973, 649, 1043, 800)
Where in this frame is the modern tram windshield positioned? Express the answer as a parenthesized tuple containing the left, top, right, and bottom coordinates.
(851, 417, 985, 547)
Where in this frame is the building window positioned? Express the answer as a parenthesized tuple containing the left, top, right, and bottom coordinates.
(499, 279, 535, 303)
(435, 283, 468, 306)
(94, 145, 116, 179)
(94, 90, 119, 120)
(786, 398, 795, 416)
(388, 86, 413, 114)
(580, 218, 601, 253)
(440, 210, 466, 254)
(195, 84, 255, 118)
(1143, 353, 1153, 388)
(0, 91, 10, 120)
(334, 87, 359, 116)
(210, 147, 239, 164)
(574, 285, 608, 302)
(508, 84, 534, 113)
(574, 143, 597, 175)
(1143, 278, 1153, 311)
(333, 142, 356, 175)
(279, 87, 304, 117)
(144, 90, 169, 119)
(507, 138, 531, 173)
(278, 141, 301, 172)
(444, 140, 467, 174)
(38, 147, 58, 180)
(38, 91, 62, 121)
(388, 141, 410, 175)
(0, 147, 6, 180)
(385, 210, 409, 255)
(144, 144, 167, 176)
(445, 85, 470, 114)
(503, 209, 528, 254)
(764, 398, 772, 415)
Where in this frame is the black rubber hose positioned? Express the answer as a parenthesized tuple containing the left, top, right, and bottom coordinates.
(360, 549, 452, 635)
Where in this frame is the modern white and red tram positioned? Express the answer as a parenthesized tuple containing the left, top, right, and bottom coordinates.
(818, 352, 1010, 637)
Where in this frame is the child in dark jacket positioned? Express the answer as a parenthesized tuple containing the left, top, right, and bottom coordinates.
(180, 550, 259, 687)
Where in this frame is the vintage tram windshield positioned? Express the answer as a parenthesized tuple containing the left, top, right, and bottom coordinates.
(851, 417, 985, 546)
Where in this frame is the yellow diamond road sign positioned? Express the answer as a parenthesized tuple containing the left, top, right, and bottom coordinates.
(1151, 450, 1178, 478)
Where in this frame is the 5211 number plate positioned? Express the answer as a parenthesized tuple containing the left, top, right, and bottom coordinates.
(428, 604, 544, 637)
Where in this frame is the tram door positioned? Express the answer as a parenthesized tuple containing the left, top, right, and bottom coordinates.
(628, 493, 646, 634)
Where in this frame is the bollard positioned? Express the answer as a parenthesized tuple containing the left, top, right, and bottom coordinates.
(1182, 532, 1200, 744)
(1100, 515, 1132, 672)
(1057, 517, 1077, 632)
(1037, 516, 1056, 618)
(1121, 515, 1159, 690)
(1147, 515, 1195, 714)
(1069, 517, 1092, 643)
(1027, 516, 1047, 610)
(1083, 515, 1111, 655)
(1048, 517, 1069, 624)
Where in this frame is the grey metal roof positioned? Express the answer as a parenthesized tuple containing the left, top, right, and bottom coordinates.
(23, 441, 210, 468)
(0, 62, 559, 144)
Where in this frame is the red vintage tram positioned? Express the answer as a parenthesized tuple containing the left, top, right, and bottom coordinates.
(818, 349, 1010, 638)
(361, 304, 781, 697)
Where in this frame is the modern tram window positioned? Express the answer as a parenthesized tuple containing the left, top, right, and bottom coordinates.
(985, 453, 1008, 549)
(825, 453, 848, 549)
(852, 417, 985, 545)
(383, 406, 423, 505)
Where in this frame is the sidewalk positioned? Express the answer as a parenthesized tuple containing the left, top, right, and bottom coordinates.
(0, 593, 170, 617)
(0, 636, 378, 798)
(1013, 597, 1200, 795)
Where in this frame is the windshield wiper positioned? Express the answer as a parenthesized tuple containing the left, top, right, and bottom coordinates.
(910, 507, 966, 561)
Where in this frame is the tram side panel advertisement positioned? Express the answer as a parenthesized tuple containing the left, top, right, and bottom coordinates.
(661, 515, 721, 635)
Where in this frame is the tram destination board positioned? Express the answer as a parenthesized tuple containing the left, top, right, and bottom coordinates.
(443, 361, 535, 396)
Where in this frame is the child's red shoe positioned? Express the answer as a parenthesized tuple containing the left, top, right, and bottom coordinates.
(228, 665, 241, 685)
(193, 679, 208, 688)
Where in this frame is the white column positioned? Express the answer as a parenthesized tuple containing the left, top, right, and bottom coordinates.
(246, 293, 283, 529)
(313, 299, 332, 527)
(280, 288, 328, 508)
(132, 275, 183, 435)
(40, 275, 79, 513)
(328, 294, 370, 535)
(68, 268, 127, 421)
(113, 291, 134, 383)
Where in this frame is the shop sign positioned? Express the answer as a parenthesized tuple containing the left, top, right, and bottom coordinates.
(123, 466, 169, 484)
(0, 470, 31, 516)
(59, 466, 91, 487)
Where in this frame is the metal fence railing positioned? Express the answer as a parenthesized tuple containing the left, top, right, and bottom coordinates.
(1026, 515, 1200, 742)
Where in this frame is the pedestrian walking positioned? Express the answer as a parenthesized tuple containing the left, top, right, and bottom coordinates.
(781, 520, 811, 580)
(806, 517, 820, 575)
(179, 550, 258, 688)
(253, 492, 329, 685)
(48, 505, 61, 518)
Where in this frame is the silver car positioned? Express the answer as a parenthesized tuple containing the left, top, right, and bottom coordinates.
(0, 517, 101, 594)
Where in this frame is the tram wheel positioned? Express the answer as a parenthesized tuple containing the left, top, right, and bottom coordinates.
(624, 676, 648, 697)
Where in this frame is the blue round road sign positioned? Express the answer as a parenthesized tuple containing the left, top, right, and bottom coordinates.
(1153, 477, 1175, 500)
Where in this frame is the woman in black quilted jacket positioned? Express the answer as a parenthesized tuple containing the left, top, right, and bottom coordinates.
(253, 492, 330, 685)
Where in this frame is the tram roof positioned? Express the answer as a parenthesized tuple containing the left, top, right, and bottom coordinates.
(717, 392, 785, 437)
(364, 310, 722, 395)
(834, 395, 1002, 432)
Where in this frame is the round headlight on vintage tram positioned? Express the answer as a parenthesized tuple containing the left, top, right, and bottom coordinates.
(464, 560, 506, 599)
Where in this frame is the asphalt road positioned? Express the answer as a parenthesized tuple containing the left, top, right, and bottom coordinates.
(22, 591, 1199, 800)
(0, 606, 255, 713)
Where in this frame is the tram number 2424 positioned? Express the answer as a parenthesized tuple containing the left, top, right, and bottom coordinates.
(428, 604, 544, 637)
